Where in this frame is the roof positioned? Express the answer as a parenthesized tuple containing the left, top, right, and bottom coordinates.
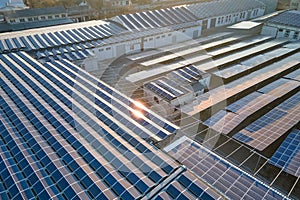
(185, 0, 265, 19)
(10, 18, 73, 31)
(228, 21, 262, 30)
(267, 10, 300, 28)
(0, 20, 128, 52)
(0, 52, 215, 200)
(0, 0, 25, 9)
(112, 6, 197, 31)
(3, 6, 66, 18)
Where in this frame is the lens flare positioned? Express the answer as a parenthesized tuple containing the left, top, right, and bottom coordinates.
(132, 109, 144, 119)
(134, 101, 145, 109)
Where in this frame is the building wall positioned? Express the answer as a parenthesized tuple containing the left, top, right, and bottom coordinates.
(7, 13, 67, 24)
(261, 24, 300, 40)
(214, 7, 265, 28)
(84, 24, 202, 69)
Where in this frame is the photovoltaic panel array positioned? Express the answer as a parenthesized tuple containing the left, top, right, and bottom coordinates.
(203, 76, 300, 135)
(233, 92, 300, 151)
(165, 137, 287, 200)
(0, 52, 229, 199)
(37, 46, 94, 62)
(152, 171, 222, 200)
(115, 7, 197, 31)
(144, 65, 207, 101)
(0, 21, 127, 53)
(269, 129, 300, 177)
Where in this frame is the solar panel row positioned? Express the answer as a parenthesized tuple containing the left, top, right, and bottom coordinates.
(117, 7, 197, 31)
(0, 52, 203, 199)
(37, 49, 92, 61)
(166, 137, 286, 200)
(214, 47, 298, 80)
(152, 171, 219, 200)
(270, 128, 300, 177)
(204, 78, 300, 135)
(233, 92, 300, 151)
(0, 22, 125, 52)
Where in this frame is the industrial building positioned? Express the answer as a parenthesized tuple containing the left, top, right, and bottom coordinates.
(0, 0, 299, 199)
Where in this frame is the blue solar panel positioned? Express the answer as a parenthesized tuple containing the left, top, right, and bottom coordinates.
(276, 92, 300, 112)
(12, 37, 26, 49)
(118, 15, 136, 30)
(60, 31, 76, 43)
(166, 137, 286, 200)
(145, 82, 176, 101)
(139, 12, 158, 27)
(226, 92, 263, 113)
(1, 54, 141, 199)
(270, 129, 300, 177)
(126, 14, 143, 29)
(53, 32, 70, 44)
(258, 79, 290, 94)
(155, 80, 184, 97)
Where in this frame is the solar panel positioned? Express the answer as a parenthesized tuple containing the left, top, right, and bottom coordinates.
(155, 79, 184, 97)
(181, 53, 300, 116)
(233, 92, 300, 151)
(139, 12, 159, 27)
(126, 14, 143, 29)
(34, 34, 51, 48)
(27, 35, 44, 49)
(284, 68, 300, 82)
(19, 36, 35, 50)
(146, 11, 166, 26)
(47, 32, 65, 45)
(78, 28, 96, 40)
(270, 129, 300, 177)
(12, 37, 26, 49)
(165, 137, 286, 200)
(164, 8, 185, 23)
(0, 52, 185, 199)
(60, 30, 77, 43)
(145, 82, 176, 101)
(53, 31, 70, 44)
(118, 15, 136, 30)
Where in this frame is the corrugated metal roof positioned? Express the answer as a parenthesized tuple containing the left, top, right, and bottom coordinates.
(185, 0, 265, 19)
(3, 6, 66, 18)
(267, 10, 300, 28)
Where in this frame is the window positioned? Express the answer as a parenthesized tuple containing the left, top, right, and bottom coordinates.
(144, 39, 147, 42)
(162, 35, 165, 38)
(28, 18, 33, 22)
(19, 18, 25, 22)
(106, 47, 111, 50)
(156, 36, 160, 39)
(293, 32, 299, 39)
(99, 49, 104, 52)
(182, 30, 186, 33)
(149, 38, 153, 41)
(242, 12, 246, 18)
(62, 14, 66, 18)
(130, 44, 134, 50)
(55, 15, 60, 18)
(9, 19, 16, 23)
(41, 16, 46, 20)
(284, 30, 290, 38)
(48, 16, 53, 19)
(34, 17, 38, 21)
(168, 33, 172, 36)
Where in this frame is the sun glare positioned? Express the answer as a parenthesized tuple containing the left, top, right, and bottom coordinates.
(134, 101, 145, 109)
(132, 109, 144, 119)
